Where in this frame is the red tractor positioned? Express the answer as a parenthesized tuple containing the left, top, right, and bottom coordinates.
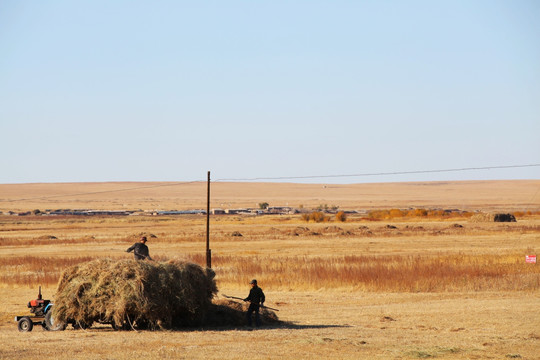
(15, 286, 65, 332)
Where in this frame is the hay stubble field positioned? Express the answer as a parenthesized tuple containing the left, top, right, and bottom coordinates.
(0, 180, 539, 359)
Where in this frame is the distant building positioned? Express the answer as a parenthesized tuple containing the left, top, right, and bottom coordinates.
(267, 206, 295, 214)
(156, 210, 206, 215)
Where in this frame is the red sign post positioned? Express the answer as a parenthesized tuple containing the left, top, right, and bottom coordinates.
(525, 255, 537, 264)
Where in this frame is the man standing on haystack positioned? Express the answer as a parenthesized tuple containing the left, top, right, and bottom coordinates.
(244, 279, 265, 327)
(126, 236, 153, 260)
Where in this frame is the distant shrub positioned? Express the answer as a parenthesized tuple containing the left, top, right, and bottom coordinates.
(335, 211, 347, 222)
(389, 209, 405, 218)
(310, 212, 328, 223)
(301, 213, 310, 222)
(410, 209, 428, 217)
(367, 210, 386, 220)
(368, 208, 474, 220)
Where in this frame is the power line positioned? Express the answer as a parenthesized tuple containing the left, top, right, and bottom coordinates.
(214, 163, 540, 182)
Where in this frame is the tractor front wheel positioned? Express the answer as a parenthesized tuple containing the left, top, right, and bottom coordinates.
(45, 311, 66, 331)
(18, 317, 33, 332)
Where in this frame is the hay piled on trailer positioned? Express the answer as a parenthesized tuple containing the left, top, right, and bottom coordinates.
(52, 259, 217, 330)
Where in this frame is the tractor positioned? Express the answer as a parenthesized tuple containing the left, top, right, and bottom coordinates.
(15, 286, 66, 332)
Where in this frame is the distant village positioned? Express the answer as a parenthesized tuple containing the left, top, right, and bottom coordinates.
(2, 207, 364, 217)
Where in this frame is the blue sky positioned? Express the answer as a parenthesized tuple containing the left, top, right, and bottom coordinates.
(1, 0, 539, 184)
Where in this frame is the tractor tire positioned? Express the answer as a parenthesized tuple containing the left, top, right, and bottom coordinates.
(18, 317, 33, 332)
(45, 311, 66, 331)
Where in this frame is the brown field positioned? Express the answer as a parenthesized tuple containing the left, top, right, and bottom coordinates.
(1, 179, 539, 212)
(0, 180, 539, 359)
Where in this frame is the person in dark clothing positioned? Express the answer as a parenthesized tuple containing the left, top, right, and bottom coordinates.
(126, 236, 153, 260)
(243, 279, 265, 327)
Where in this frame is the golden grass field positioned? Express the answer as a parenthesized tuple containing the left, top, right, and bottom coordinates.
(0, 180, 539, 359)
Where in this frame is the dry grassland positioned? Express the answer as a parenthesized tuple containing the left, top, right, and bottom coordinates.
(0, 180, 539, 359)
(1, 179, 539, 212)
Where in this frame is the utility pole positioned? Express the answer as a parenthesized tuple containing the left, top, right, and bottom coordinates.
(206, 171, 211, 268)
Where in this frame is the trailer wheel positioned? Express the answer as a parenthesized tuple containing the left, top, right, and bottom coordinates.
(45, 311, 66, 331)
(18, 317, 33, 332)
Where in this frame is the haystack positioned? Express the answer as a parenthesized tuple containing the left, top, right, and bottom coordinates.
(52, 259, 217, 330)
(470, 212, 517, 223)
(469, 212, 495, 222)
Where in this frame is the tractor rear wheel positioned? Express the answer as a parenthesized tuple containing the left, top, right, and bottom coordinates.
(45, 311, 66, 331)
(18, 317, 33, 332)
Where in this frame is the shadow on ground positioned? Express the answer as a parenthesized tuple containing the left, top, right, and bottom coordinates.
(182, 301, 350, 331)
(55, 301, 349, 332)
(196, 322, 351, 332)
